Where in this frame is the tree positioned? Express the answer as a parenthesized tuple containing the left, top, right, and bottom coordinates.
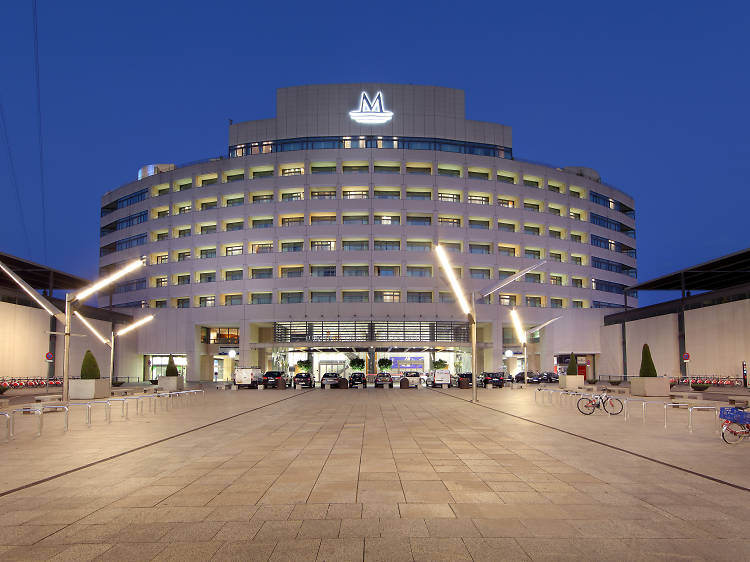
(165, 354, 178, 377)
(377, 358, 392, 371)
(566, 353, 577, 376)
(349, 357, 365, 371)
(296, 359, 312, 372)
(80, 350, 101, 379)
(432, 359, 448, 370)
(639, 344, 657, 377)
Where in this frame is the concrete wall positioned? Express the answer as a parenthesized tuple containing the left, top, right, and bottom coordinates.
(625, 314, 680, 377)
(685, 299, 750, 376)
(599, 323, 623, 375)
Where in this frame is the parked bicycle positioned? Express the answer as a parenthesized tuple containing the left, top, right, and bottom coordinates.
(719, 407, 750, 444)
(577, 388, 623, 415)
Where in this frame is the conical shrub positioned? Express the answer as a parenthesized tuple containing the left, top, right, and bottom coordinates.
(639, 344, 657, 377)
(165, 354, 178, 377)
(566, 352, 577, 376)
(80, 350, 101, 380)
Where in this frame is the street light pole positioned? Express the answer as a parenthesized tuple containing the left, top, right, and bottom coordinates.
(62, 294, 72, 403)
(109, 331, 115, 386)
(470, 291, 477, 403)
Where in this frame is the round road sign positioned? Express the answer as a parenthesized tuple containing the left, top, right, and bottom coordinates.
(45, 352, 54, 361)
(682, 352, 690, 361)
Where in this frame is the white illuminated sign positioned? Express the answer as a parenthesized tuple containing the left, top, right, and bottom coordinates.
(349, 91, 393, 124)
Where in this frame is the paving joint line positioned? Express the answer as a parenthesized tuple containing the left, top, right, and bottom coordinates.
(0, 390, 314, 498)
(429, 388, 750, 494)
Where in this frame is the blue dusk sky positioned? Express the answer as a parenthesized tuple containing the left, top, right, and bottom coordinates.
(0, 1, 748, 305)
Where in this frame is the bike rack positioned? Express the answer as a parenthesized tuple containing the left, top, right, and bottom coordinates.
(41, 404, 69, 432)
(664, 403, 689, 429)
(1, 412, 9, 441)
(67, 402, 93, 425)
(124, 396, 144, 416)
(10, 408, 43, 438)
(89, 400, 112, 424)
(107, 398, 128, 419)
(688, 406, 719, 434)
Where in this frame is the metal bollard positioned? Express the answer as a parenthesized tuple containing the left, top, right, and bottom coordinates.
(41, 404, 69, 432)
(1, 411, 10, 441)
(10, 408, 43, 438)
(68, 402, 93, 425)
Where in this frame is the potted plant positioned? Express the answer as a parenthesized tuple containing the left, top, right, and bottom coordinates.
(157, 354, 184, 392)
(432, 359, 448, 371)
(349, 357, 365, 372)
(559, 352, 584, 390)
(296, 359, 312, 373)
(377, 358, 392, 372)
(630, 344, 670, 396)
(691, 383, 710, 391)
(69, 350, 111, 399)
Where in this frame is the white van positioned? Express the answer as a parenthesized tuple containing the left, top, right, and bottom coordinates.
(233, 367, 263, 388)
(431, 369, 451, 387)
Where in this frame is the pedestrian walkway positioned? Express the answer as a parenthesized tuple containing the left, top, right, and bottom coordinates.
(0, 387, 748, 561)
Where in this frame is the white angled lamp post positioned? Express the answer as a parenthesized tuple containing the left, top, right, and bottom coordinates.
(509, 309, 561, 384)
(109, 315, 154, 384)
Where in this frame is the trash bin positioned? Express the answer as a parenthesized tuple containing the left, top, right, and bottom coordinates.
(338, 378, 349, 389)
(400, 378, 409, 389)
(276, 378, 285, 389)
(458, 378, 470, 389)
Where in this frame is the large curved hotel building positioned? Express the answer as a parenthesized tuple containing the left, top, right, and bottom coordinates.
(99, 84, 637, 381)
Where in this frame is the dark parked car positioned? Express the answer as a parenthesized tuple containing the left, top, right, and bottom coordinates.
(374, 373, 393, 388)
(539, 371, 559, 383)
(452, 372, 474, 387)
(480, 372, 505, 387)
(349, 372, 367, 387)
(514, 371, 538, 383)
(320, 372, 340, 387)
(504, 373, 515, 385)
(293, 372, 313, 388)
(262, 371, 289, 388)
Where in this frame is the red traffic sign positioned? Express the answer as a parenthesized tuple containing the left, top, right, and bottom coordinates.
(682, 352, 690, 361)
(45, 352, 54, 361)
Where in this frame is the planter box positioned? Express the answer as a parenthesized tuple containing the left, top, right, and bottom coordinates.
(630, 377, 670, 397)
(157, 376, 184, 392)
(69, 379, 111, 400)
(559, 374, 584, 390)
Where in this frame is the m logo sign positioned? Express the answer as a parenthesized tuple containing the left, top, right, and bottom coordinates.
(349, 91, 393, 124)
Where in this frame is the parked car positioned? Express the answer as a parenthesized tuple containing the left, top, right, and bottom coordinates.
(514, 371, 537, 383)
(401, 372, 421, 387)
(320, 372, 340, 387)
(233, 367, 262, 388)
(480, 372, 505, 387)
(293, 372, 313, 388)
(349, 372, 367, 387)
(429, 369, 452, 387)
(452, 372, 474, 387)
(261, 370, 289, 388)
(504, 373, 515, 385)
(539, 371, 558, 383)
(374, 373, 393, 388)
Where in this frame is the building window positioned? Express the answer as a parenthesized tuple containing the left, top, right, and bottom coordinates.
(343, 164, 368, 173)
(375, 290, 400, 303)
(551, 298, 563, 308)
(253, 219, 273, 229)
(199, 272, 216, 283)
(199, 248, 216, 259)
(252, 194, 273, 204)
(280, 292, 303, 304)
(526, 296, 542, 307)
(200, 225, 216, 235)
(549, 252, 562, 262)
(281, 242, 302, 252)
(571, 233, 583, 243)
(498, 294, 516, 306)
(523, 203, 540, 212)
(310, 291, 336, 303)
(549, 230, 562, 239)
(311, 265, 336, 277)
(467, 195, 489, 205)
(438, 217, 460, 227)
(225, 245, 243, 256)
(406, 190, 431, 200)
(176, 298, 190, 309)
(497, 222, 515, 232)
(157, 210, 169, 218)
(155, 254, 168, 264)
(498, 198, 515, 208)
(281, 192, 303, 201)
(438, 168, 461, 177)
(549, 207, 561, 216)
(374, 240, 400, 251)
(407, 216, 431, 226)
(374, 164, 400, 173)
(198, 296, 215, 308)
(572, 278, 584, 288)
(550, 275, 563, 286)
(498, 246, 515, 257)
(524, 249, 541, 259)
(251, 293, 272, 305)
(343, 190, 369, 199)
(342, 265, 368, 277)
(470, 269, 490, 279)
(200, 201, 217, 211)
(156, 232, 168, 241)
(374, 215, 400, 225)
(342, 291, 368, 303)
(497, 270, 514, 280)
(252, 243, 273, 253)
(281, 167, 303, 177)
(469, 219, 490, 230)
(311, 190, 336, 199)
(280, 267, 303, 278)
(343, 215, 368, 225)
(225, 221, 243, 232)
(469, 244, 490, 255)
(406, 241, 431, 252)
(153, 300, 167, 308)
(572, 255, 583, 265)
(282, 216, 304, 227)
(178, 205, 191, 214)
(155, 277, 167, 287)
(523, 179, 539, 188)
(407, 291, 432, 303)
(226, 269, 244, 281)
(439, 292, 455, 303)
(176, 274, 190, 285)
(406, 166, 431, 175)
(525, 273, 542, 284)
(310, 215, 336, 225)
(224, 294, 242, 306)
(441, 242, 461, 253)
(177, 251, 191, 262)
(226, 197, 244, 207)
(375, 265, 400, 277)
(438, 192, 460, 203)
(178, 228, 191, 238)
(374, 190, 400, 200)
(407, 266, 431, 278)
(310, 240, 335, 251)
(572, 300, 584, 308)
(524, 226, 540, 236)
(342, 240, 369, 251)
(311, 166, 336, 174)
(468, 171, 489, 180)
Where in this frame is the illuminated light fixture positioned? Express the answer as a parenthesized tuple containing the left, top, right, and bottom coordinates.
(435, 245, 471, 315)
(0, 260, 63, 320)
(228, 349, 237, 359)
(76, 259, 144, 301)
(73, 311, 109, 345)
(116, 315, 154, 337)
(510, 309, 527, 345)
(349, 91, 393, 124)
(504, 349, 514, 358)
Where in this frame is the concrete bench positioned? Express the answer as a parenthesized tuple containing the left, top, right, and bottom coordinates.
(34, 395, 61, 403)
(215, 382, 231, 390)
(729, 396, 749, 407)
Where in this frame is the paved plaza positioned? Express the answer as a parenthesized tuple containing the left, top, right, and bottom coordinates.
(1, 387, 749, 561)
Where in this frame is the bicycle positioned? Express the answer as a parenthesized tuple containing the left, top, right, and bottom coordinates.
(719, 407, 750, 444)
(577, 388, 623, 415)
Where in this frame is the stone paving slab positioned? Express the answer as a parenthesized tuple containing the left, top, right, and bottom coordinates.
(0, 387, 748, 560)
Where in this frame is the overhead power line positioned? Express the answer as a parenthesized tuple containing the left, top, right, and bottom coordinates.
(32, 0, 48, 261)
(0, 99, 33, 257)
